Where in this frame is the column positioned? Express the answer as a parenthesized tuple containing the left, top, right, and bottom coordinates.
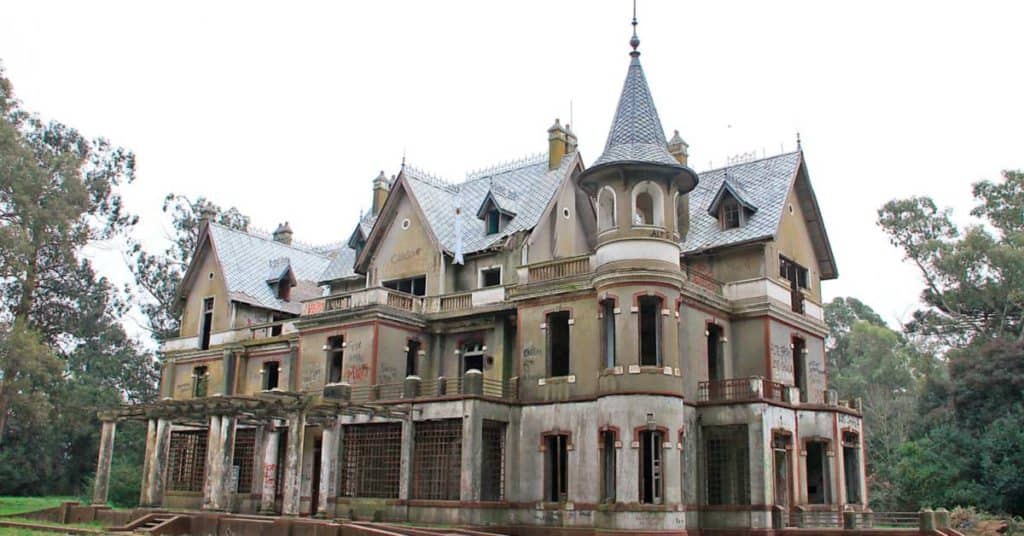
(149, 418, 172, 507)
(92, 419, 117, 505)
(281, 411, 306, 516)
(260, 423, 281, 513)
(139, 419, 157, 506)
(202, 415, 222, 510)
(460, 400, 482, 501)
(398, 418, 414, 501)
(203, 414, 237, 511)
(317, 417, 342, 517)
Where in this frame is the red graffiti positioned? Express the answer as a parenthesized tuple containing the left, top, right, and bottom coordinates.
(345, 364, 370, 383)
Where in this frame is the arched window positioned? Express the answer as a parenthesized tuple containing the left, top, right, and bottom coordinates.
(675, 192, 689, 239)
(631, 181, 664, 227)
(598, 186, 617, 231)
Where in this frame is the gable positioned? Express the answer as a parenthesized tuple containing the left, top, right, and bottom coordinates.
(366, 182, 439, 290)
(179, 239, 231, 338)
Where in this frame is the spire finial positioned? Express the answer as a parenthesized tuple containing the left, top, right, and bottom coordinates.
(796, 131, 802, 150)
(630, 0, 640, 56)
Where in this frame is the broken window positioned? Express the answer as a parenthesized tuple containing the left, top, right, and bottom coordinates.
(480, 267, 501, 288)
(327, 336, 344, 383)
(482, 420, 506, 501)
(383, 275, 427, 296)
(780, 256, 808, 313)
(707, 324, 723, 382)
(167, 430, 207, 492)
(270, 312, 286, 337)
(792, 337, 807, 402)
(232, 428, 257, 493)
(805, 440, 830, 504)
(412, 419, 462, 500)
(405, 339, 421, 377)
(547, 312, 570, 377)
(192, 366, 208, 398)
(773, 433, 792, 507)
(705, 425, 750, 505)
(462, 342, 484, 375)
(639, 296, 662, 366)
(721, 198, 741, 230)
(200, 297, 214, 350)
(262, 361, 280, 390)
(842, 432, 861, 505)
(639, 430, 664, 504)
(545, 434, 569, 502)
(601, 300, 616, 369)
(600, 430, 617, 503)
(341, 423, 402, 498)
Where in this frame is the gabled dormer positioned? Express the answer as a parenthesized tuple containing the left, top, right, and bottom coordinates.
(476, 188, 517, 236)
(707, 180, 757, 230)
(266, 257, 296, 301)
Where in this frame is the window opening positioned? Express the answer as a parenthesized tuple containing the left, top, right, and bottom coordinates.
(262, 361, 280, 390)
(192, 366, 208, 398)
(707, 324, 723, 382)
(779, 256, 808, 313)
(276, 280, 291, 301)
(406, 339, 421, 377)
(598, 188, 616, 231)
(600, 430, 616, 503)
(705, 425, 750, 505)
(200, 297, 214, 350)
(806, 440, 830, 504)
(341, 423, 402, 498)
(676, 193, 689, 238)
(635, 192, 654, 225)
(772, 433, 792, 508)
(481, 267, 501, 288)
(601, 300, 616, 369)
(310, 437, 322, 515)
(167, 430, 207, 492)
(639, 296, 662, 366)
(792, 337, 807, 402)
(270, 312, 286, 337)
(486, 210, 500, 235)
(383, 275, 427, 296)
(721, 199, 741, 230)
(481, 420, 506, 501)
(842, 432, 861, 504)
(462, 342, 484, 375)
(640, 430, 664, 504)
(274, 429, 288, 500)
(327, 336, 344, 383)
(547, 312, 570, 377)
(545, 434, 569, 502)
(412, 419, 462, 500)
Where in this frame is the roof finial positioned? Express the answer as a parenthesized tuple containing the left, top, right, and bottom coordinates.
(796, 131, 802, 150)
(630, 0, 640, 56)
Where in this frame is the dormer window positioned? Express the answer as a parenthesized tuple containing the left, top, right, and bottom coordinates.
(721, 199, 742, 230)
(476, 189, 516, 236)
(276, 281, 291, 301)
(708, 181, 757, 232)
(485, 209, 501, 235)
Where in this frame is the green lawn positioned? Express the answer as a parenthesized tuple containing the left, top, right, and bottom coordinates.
(0, 528, 58, 536)
(0, 497, 77, 518)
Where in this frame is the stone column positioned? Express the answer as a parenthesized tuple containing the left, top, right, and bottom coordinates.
(139, 419, 157, 506)
(92, 419, 117, 506)
(260, 424, 282, 513)
(202, 414, 222, 509)
(317, 417, 342, 517)
(149, 418, 172, 507)
(281, 411, 306, 516)
(203, 414, 237, 511)
(460, 400, 482, 501)
(398, 418, 415, 501)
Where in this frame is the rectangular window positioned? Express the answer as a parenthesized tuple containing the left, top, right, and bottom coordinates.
(792, 337, 807, 402)
(705, 425, 750, 505)
(481, 420, 506, 501)
(773, 433, 792, 507)
(601, 300, 616, 369)
(327, 336, 344, 384)
(167, 430, 207, 492)
(779, 256, 809, 289)
(638, 296, 662, 366)
(232, 428, 257, 493)
(192, 366, 208, 398)
(412, 419, 462, 500)
(406, 339, 421, 377)
(262, 361, 280, 390)
(600, 431, 616, 503)
(341, 423, 402, 498)
(842, 432, 861, 505)
(707, 324, 723, 382)
(200, 297, 214, 350)
(722, 201, 741, 229)
(639, 430, 664, 504)
(547, 312, 571, 377)
(383, 276, 426, 296)
(806, 440, 830, 504)
(545, 434, 569, 502)
(270, 313, 287, 337)
(486, 210, 500, 235)
(480, 267, 501, 287)
(462, 342, 484, 375)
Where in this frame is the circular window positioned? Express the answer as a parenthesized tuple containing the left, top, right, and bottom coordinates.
(208, 272, 215, 279)
(401, 218, 411, 230)
(788, 204, 794, 215)
(562, 207, 571, 219)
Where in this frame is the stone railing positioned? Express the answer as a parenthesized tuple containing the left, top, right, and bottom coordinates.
(303, 287, 424, 316)
(323, 372, 518, 403)
(521, 255, 591, 284)
(698, 377, 790, 403)
(426, 286, 507, 313)
(161, 319, 297, 352)
(723, 277, 824, 321)
(778, 507, 951, 531)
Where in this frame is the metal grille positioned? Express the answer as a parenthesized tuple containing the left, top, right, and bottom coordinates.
(232, 428, 257, 493)
(167, 430, 207, 492)
(481, 420, 506, 501)
(705, 425, 749, 505)
(341, 423, 402, 498)
(412, 419, 462, 500)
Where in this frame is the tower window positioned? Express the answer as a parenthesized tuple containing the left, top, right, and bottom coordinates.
(638, 296, 662, 366)
(598, 187, 616, 231)
(545, 434, 569, 502)
(406, 339, 421, 377)
(192, 365, 208, 398)
(639, 430, 664, 504)
(601, 300, 616, 369)
(262, 361, 280, 390)
(327, 336, 344, 384)
(635, 192, 654, 225)
(547, 312, 571, 377)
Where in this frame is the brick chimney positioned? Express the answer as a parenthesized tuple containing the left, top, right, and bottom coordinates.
(548, 118, 568, 170)
(372, 171, 389, 216)
(668, 130, 689, 166)
(272, 222, 293, 245)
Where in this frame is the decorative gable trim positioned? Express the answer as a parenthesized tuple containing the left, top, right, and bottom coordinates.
(706, 180, 758, 218)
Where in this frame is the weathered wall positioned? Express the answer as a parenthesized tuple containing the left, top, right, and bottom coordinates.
(172, 357, 225, 399)
(368, 189, 439, 293)
(767, 182, 822, 303)
(767, 320, 826, 402)
(239, 348, 293, 395)
(679, 304, 733, 399)
(297, 323, 376, 389)
(180, 245, 231, 339)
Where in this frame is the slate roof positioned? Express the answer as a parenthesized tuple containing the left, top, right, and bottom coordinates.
(682, 151, 802, 253)
(206, 223, 332, 314)
(318, 245, 358, 284)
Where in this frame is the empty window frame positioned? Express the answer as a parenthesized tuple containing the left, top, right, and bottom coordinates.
(406, 339, 421, 377)
(262, 361, 280, 390)
(600, 430, 617, 503)
(232, 428, 257, 493)
(639, 430, 664, 504)
(638, 296, 662, 366)
(635, 191, 655, 225)
(340, 423, 402, 498)
(485, 210, 501, 235)
(276, 280, 291, 301)
(480, 267, 501, 288)
(545, 434, 569, 503)
(705, 425, 750, 505)
(412, 419, 462, 500)
(547, 312, 571, 377)
(772, 432, 793, 507)
(792, 337, 807, 402)
(383, 275, 426, 296)
(200, 297, 214, 350)
(842, 432, 861, 505)
(270, 312, 287, 337)
(481, 420, 506, 501)
(601, 300, 616, 369)
(721, 199, 742, 230)
(805, 440, 831, 504)
(192, 366, 208, 398)
(706, 324, 723, 382)
(327, 336, 344, 384)
(461, 342, 484, 375)
(597, 186, 616, 231)
(167, 430, 207, 492)
(779, 256, 809, 289)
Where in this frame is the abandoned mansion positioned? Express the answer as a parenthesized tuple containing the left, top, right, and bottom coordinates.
(93, 18, 865, 535)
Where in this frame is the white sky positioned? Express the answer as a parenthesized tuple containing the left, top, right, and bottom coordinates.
(2, 1, 1022, 342)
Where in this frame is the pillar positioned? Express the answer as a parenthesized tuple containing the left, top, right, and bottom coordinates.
(149, 418, 172, 507)
(398, 418, 414, 501)
(281, 411, 306, 516)
(203, 414, 237, 511)
(139, 419, 157, 506)
(260, 424, 282, 513)
(460, 400, 482, 501)
(92, 419, 117, 506)
(317, 417, 342, 517)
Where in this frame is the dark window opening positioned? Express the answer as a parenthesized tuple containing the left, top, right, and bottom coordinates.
(806, 441, 830, 504)
(547, 312, 570, 377)
(707, 324, 723, 382)
(545, 434, 569, 502)
(481, 420, 506, 501)
(462, 342, 484, 375)
(792, 337, 807, 402)
(780, 256, 808, 313)
(721, 199, 741, 230)
(639, 296, 662, 366)
(601, 431, 616, 503)
(274, 429, 288, 500)
(232, 428, 257, 494)
(412, 419, 462, 500)
(200, 297, 214, 350)
(636, 192, 654, 225)
(485, 210, 501, 235)
(640, 430, 664, 504)
(341, 423, 402, 498)
(192, 366, 208, 398)
(601, 300, 616, 369)
(481, 267, 501, 288)
(311, 438, 322, 515)
(705, 425, 750, 505)
(262, 361, 280, 390)
(327, 336, 344, 383)
(270, 312, 286, 337)
(167, 430, 207, 492)
(842, 433, 861, 505)
(406, 339, 421, 377)
(383, 275, 426, 296)
(773, 433, 792, 508)
(276, 280, 291, 301)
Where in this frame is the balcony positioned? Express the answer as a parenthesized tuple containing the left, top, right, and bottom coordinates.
(698, 377, 789, 403)
(723, 277, 824, 321)
(426, 286, 507, 314)
(323, 374, 518, 404)
(161, 319, 297, 352)
(517, 254, 592, 285)
(303, 287, 424, 316)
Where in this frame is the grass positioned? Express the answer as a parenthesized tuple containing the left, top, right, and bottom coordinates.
(0, 498, 77, 518)
(0, 528, 60, 535)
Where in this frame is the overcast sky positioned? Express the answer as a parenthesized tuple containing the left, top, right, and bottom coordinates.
(2, 1, 1022, 342)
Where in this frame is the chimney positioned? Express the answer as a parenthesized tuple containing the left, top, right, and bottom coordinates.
(668, 130, 689, 166)
(565, 123, 578, 155)
(547, 118, 568, 170)
(372, 171, 389, 216)
(272, 222, 293, 245)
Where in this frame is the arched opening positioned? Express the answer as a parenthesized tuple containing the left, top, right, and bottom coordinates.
(676, 192, 689, 239)
(635, 192, 654, 225)
(631, 181, 664, 227)
(598, 187, 616, 231)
